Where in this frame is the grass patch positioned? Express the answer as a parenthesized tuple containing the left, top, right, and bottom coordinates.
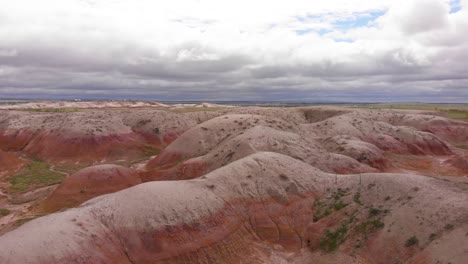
(142, 145, 160, 157)
(370, 220, 385, 228)
(334, 188, 348, 200)
(334, 200, 349, 211)
(442, 109, 468, 121)
(6, 160, 65, 193)
(356, 219, 385, 234)
(313, 188, 350, 222)
(320, 224, 349, 252)
(0, 208, 10, 217)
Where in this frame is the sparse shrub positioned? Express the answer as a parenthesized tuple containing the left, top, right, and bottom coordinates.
(353, 192, 362, 205)
(334, 188, 347, 200)
(371, 220, 384, 229)
(334, 201, 348, 211)
(320, 224, 348, 252)
(142, 145, 160, 157)
(444, 224, 454, 230)
(369, 208, 381, 217)
(225, 151, 235, 161)
(356, 219, 385, 234)
(405, 236, 419, 247)
(0, 208, 10, 216)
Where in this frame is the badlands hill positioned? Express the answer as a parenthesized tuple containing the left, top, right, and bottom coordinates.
(0, 103, 467, 263)
(1, 153, 467, 263)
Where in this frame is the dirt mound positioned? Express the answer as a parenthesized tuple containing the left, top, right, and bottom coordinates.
(0, 152, 467, 263)
(39, 164, 141, 212)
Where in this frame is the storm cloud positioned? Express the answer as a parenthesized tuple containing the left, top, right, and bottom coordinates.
(0, 0, 467, 102)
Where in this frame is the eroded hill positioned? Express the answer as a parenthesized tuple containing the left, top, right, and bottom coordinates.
(0, 105, 467, 263)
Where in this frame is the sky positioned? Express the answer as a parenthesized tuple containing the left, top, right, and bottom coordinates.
(0, 0, 467, 102)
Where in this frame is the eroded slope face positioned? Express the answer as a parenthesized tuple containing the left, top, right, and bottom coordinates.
(0, 150, 23, 179)
(301, 109, 467, 176)
(0, 109, 204, 232)
(0, 152, 467, 264)
(40, 164, 141, 212)
(0, 110, 197, 164)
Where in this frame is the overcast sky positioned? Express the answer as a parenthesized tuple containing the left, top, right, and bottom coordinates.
(0, 0, 467, 102)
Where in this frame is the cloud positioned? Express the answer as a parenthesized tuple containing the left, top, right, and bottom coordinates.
(392, 0, 450, 35)
(0, 0, 466, 102)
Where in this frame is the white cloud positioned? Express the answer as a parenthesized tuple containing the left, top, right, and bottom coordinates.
(0, 0, 466, 101)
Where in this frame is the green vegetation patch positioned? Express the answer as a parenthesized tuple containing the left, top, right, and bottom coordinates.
(356, 219, 385, 234)
(334, 200, 349, 211)
(313, 188, 350, 222)
(369, 208, 382, 217)
(441, 109, 468, 121)
(320, 224, 349, 252)
(142, 145, 160, 157)
(405, 236, 419, 247)
(0, 208, 10, 217)
(6, 160, 65, 193)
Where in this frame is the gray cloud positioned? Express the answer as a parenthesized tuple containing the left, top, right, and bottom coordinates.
(0, 0, 467, 102)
